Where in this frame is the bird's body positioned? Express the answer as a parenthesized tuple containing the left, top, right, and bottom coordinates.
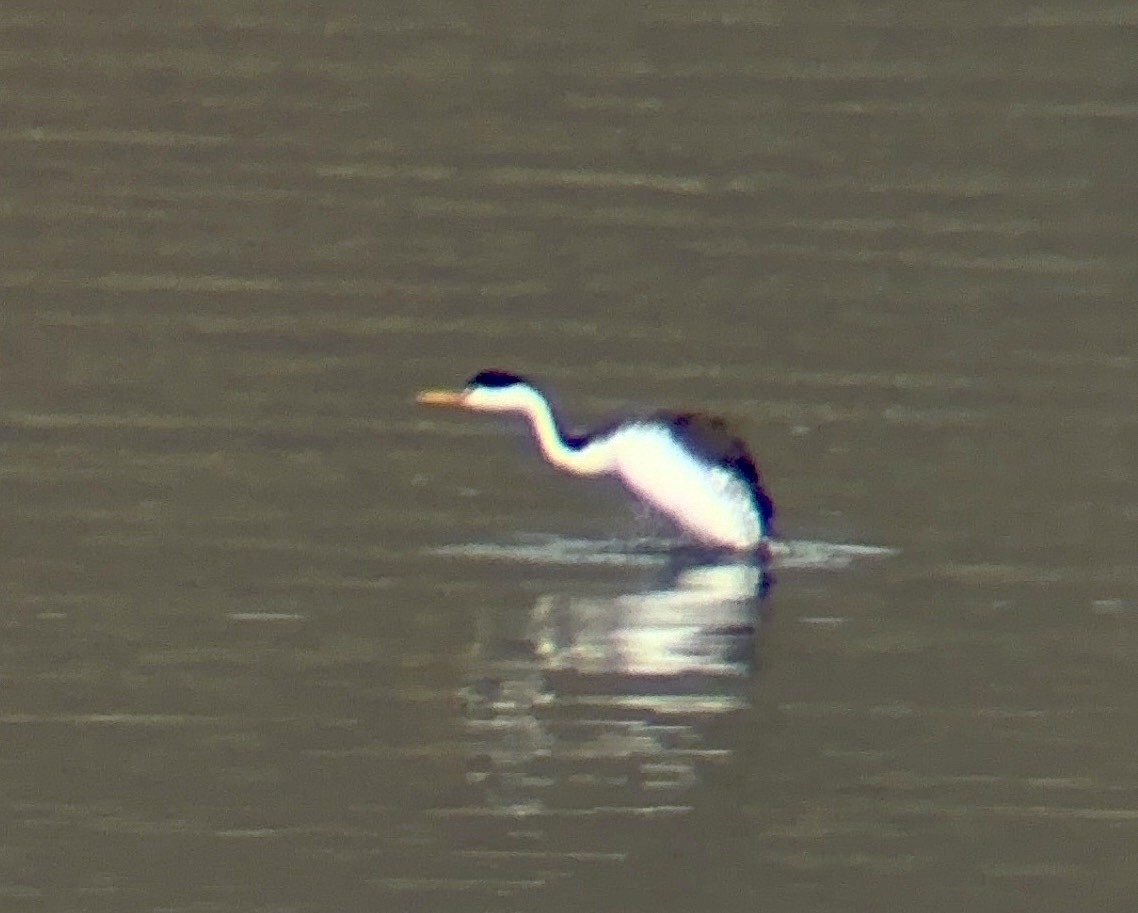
(417, 371, 775, 552)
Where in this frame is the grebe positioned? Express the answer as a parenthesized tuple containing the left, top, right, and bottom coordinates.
(416, 370, 775, 552)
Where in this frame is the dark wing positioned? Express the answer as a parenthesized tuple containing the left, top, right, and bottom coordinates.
(658, 412, 776, 534)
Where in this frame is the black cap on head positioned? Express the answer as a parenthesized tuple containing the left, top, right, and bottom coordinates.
(467, 370, 526, 389)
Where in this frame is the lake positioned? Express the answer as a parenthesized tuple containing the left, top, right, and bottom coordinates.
(1, 2, 1136, 910)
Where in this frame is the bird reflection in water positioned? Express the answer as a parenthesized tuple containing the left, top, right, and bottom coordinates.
(456, 551, 771, 823)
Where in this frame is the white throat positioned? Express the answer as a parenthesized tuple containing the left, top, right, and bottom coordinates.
(512, 387, 614, 476)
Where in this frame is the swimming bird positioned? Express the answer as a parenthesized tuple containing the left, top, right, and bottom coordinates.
(416, 370, 775, 552)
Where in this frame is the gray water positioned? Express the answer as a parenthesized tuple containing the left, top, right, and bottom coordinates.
(2, 2, 1137, 911)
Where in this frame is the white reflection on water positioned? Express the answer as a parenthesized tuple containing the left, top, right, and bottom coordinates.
(527, 561, 764, 678)
(426, 535, 892, 890)
(454, 553, 770, 823)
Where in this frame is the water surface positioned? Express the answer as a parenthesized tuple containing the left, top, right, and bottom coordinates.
(1, 1, 1136, 910)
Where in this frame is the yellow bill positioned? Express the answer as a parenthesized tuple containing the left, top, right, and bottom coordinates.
(416, 389, 466, 406)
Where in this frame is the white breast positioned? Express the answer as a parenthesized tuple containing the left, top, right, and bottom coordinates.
(609, 424, 762, 550)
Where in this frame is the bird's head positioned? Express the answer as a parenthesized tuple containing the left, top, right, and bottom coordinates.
(416, 370, 541, 414)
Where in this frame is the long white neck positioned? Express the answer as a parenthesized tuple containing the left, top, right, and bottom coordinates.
(517, 387, 614, 477)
